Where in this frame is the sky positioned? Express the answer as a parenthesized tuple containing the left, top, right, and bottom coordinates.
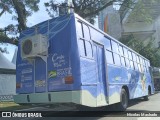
(0, 0, 51, 61)
(0, 0, 99, 61)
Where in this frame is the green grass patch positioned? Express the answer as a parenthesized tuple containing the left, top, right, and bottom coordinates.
(0, 102, 32, 111)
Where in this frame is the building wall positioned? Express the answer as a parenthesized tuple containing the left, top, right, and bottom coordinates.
(122, 15, 160, 48)
(153, 16, 160, 48)
(0, 74, 16, 101)
(98, 6, 122, 40)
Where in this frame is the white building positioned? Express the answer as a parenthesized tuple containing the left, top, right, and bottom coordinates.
(98, 0, 160, 48)
(120, 0, 160, 48)
(98, 5, 122, 40)
(0, 50, 16, 101)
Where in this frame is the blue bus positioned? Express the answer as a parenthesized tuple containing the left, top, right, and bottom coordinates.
(14, 13, 154, 111)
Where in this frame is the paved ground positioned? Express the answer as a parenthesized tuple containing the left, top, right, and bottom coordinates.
(127, 92, 160, 111)
(1, 92, 160, 120)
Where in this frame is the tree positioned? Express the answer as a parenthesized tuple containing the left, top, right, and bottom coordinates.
(0, 0, 40, 32)
(45, 0, 125, 23)
(120, 34, 160, 67)
(125, 0, 159, 23)
(0, 0, 40, 52)
(45, 0, 159, 24)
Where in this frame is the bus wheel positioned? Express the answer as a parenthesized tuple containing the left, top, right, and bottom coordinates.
(117, 88, 128, 111)
(143, 95, 149, 101)
(143, 87, 151, 101)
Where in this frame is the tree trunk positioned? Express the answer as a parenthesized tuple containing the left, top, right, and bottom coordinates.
(12, 0, 27, 32)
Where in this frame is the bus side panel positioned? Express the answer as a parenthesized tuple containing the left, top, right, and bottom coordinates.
(128, 70, 147, 99)
(16, 46, 34, 94)
(107, 65, 124, 104)
(107, 65, 149, 103)
(35, 58, 46, 93)
(146, 72, 154, 94)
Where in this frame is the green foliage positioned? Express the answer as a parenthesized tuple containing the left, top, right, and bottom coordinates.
(44, 0, 124, 24)
(126, 0, 160, 23)
(0, 0, 40, 52)
(0, 0, 40, 32)
(120, 35, 160, 67)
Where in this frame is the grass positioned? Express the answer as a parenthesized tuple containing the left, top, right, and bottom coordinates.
(0, 102, 32, 111)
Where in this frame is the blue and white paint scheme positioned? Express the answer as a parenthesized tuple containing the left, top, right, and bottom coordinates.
(14, 13, 154, 107)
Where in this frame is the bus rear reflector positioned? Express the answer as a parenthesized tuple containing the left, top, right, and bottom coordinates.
(16, 83, 21, 88)
(64, 76, 73, 84)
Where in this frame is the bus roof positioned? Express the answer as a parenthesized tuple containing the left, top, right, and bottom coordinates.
(74, 13, 150, 63)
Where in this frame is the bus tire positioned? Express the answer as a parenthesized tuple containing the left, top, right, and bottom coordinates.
(117, 88, 128, 111)
(143, 87, 151, 101)
(143, 95, 149, 101)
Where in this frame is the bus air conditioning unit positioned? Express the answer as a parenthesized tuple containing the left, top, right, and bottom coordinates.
(21, 34, 48, 59)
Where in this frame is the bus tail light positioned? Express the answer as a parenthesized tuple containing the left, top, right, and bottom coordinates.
(64, 76, 73, 84)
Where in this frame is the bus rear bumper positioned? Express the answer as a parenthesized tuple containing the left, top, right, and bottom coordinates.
(14, 90, 108, 107)
(14, 91, 80, 104)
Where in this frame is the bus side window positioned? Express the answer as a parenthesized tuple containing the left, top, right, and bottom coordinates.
(83, 24, 90, 40)
(105, 38, 111, 51)
(119, 45, 124, 56)
(134, 61, 138, 70)
(85, 41, 93, 58)
(111, 40, 118, 53)
(121, 56, 126, 66)
(130, 60, 134, 69)
(125, 58, 130, 68)
(138, 64, 141, 72)
(136, 55, 140, 63)
(106, 50, 114, 64)
(143, 65, 146, 72)
(123, 47, 128, 58)
(132, 53, 136, 62)
(145, 60, 149, 72)
(128, 51, 132, 60)
(147, 61, 150, 67)
(77, 22, 83, 38)
(79, 39, 86, 57)
(128, 51, 134, 69)
(140, 57, 144, 72)
(113, 53, 121, 66)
